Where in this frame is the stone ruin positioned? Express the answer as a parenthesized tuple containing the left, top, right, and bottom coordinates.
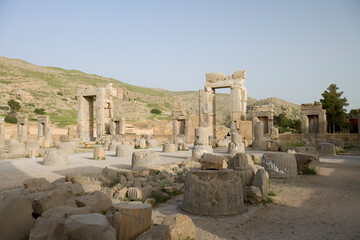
(0, 116, 4, 137)
(252, 104, 274, 139)
(172, 110, 189, 144)
(17, 115, 29, 141)
(199, 70, 248, 141)
(37, 115, 52, 147)
(192, 127, 213, 159)
(77, 83, 116, 141)
(109, 117, 126, 136)
(301, 102, 327, 142)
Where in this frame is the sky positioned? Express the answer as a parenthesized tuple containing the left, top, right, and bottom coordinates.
(0, 0, 359, 111)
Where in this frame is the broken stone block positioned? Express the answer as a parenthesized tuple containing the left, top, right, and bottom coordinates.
(228, 142, 245, 155)
(75, 190, 111, 213)
(317, 142, 336, 156)
(57, 142, 75, 155)
(106, 203, 152, 240)
(270, 127, 279, 140)
(251, 141, 267, 151)
(162, 143, 177, 153)
(94, 145, 105, 160)
(328, 138, 344, 148)
(261, 152, 297, 178)
(252, 166, 269, 200)
(55, 182, 85, 197)
(144, 198, 156, 207)
(43, 149, 69, 166)
(23, 178, 50, 189)
(116, 144, 134, 158)
(32, 189, 77, 216)
(59, 134, 70, 142)
(139, 138, 147, 149)
(205, 72, 225, 82)
(244, 186, 262, 204)
(29, 206, 92, 240)
(194, 127, 209, 146)
(161, 214, 196, 240)
(109, 142, 121, 152)
(182, 169, 245, 216)
(200, 153, 227, 170)
(294, 153, 317, 172)
(136, 224, 170, 240)
(191, 145, 213, 159)
(0, 192, 35, 240)
(26, 140, 40, 158)
(178, 142, 189, 151)
(63, 213, 116, 240)
(266, 140, 281, 151)
(132, 151, 160, 170)
(127, 185, 153, 200)
(147, 139, 159, 148)
(8, 138, 27, 155)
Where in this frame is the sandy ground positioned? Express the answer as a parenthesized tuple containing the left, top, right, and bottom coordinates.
(1, 148, 360, 239)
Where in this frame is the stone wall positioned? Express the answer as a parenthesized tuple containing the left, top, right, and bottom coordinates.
(279, 133, 359, 143)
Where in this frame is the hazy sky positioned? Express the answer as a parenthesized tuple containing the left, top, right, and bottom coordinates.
(0, 0, 359, 110)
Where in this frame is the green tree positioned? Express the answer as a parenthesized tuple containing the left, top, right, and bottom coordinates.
(320, 84, 349, 133)
(274, 113, 301, 133)
(7, 99, 20, 113)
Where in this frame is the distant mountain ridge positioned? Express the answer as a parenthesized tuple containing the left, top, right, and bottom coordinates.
(0, 56, 300, 127)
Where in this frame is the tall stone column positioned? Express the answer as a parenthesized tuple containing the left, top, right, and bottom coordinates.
(96, 93, 105, 140)
(230, 85, 242, 132)
(0, 117, 4, 137)
(77, 96, 85, 140)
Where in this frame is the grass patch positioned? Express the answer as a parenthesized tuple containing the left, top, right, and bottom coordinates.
(150, 191, 170, 204)
(286, 142, 305, 148)
(48, 109, 77, 127)
(268, 190, 276, 196)
(262, 197, 273, 204)
(302, 167, 318, 175)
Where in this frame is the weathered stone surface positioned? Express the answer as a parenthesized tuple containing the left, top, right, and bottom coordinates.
(182, 169, 245, 216)
(26, 140, 41, 158)
(75, 190, 111, 213)
(29, 206, 92, 240)
(294, 153, 317, 172)
(261, 152, 297, 178)
(0, 192, 35, 240)
(55, 182, 85, 197)
(57, 142, 75, 155)
(9, 138, 27, 154)
(191, 145, 213, 159)
(228, 142, 245, 155)
(317, 142, 336, 156)
(252, 166, 269, 200)
(109, 142, 121, 152)
(162, 143, 177, 153)
(266, 140, 281, 151)
(106, 203, 152, 240)
(254, 121, 264, 142)
(94, 145, 105, 160)
(251, 141, 267, 151)
(328, 138, 344, 148)
(216, 138, 231, 147)
(161, 214, 196, 240)
(205, 72, 225, 82)
(200, 153, 227, 170)
(136, 224, 170, 240)
(59, 134, 70, 142)
(228, 153, 257, 188)
(295, 146, 319, 160)
(178, 142, 189, 151)
(194, 127, 209, 146)
(139, 138, 147, 149)
(147, 139, 159, 148)
(244, 186, 262, 204)
(116, 144, 134, 158)
(232, 70, 246, 79)
(231, 132, 242, 144)
(270, 127, 279, 140)
(32, 189, 77, 216)
(132, 151, 160, 169)
(63, 213, 116, 240)
(43, 149, 69, 166)
(23, 178, 50, 189)
(127, 185, 153, 200)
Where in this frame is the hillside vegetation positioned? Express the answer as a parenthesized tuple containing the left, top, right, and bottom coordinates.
(0, 56, 300, 128)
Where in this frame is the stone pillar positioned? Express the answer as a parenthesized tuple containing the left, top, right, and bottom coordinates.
(230, 85, 242, 132)
(0, 117, 4, 137)
(199, 88, 215, 138)
(254, 122, 264, 142)
(194, 127, 209, 146)
(96, 93, 105, 140)
(77, 95, 87, 141)
(17, 116, 28, 141)
(240, 85, 248, 121)
(37, 115, 51, 141)
(119, 117, 126, 135)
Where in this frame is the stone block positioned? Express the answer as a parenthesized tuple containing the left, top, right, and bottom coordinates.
(94, 145, 105, 160)
(57, 142, 75, 155)
(75, 190, 112, 213)
(200, 153, 227, 170)
(317, 142, 336, 156)
(9, 139, 27, 155)
(127, 185, 153, 200)
(23, 178, 50, 189)
(228, 142, 245, 155)
(162, 143, 177, 153)
(231, 131, 242, 144)
(136, 225, 170, 240)
(205, 72, 225, 82)
(328, 138, 344, 148)
(191, 145, 213, 159)
(106, 203, 152, 240)
(147, 139, 159, 148)
(0, 193, 35, 240)
(109, 142, 121, 152)
(132, 151, 160, 170)
(43, 149, 69, 166)
(252, 166, 269, 200)
(251, 141, 267, 151)
(244, 186, 262, 204)
(63, 213, 116, 240)
(139, 138, 147, 149)
(161, 214, 196, 240)
(194, 127, 209, 146)
(116, 144, 134, 158)
(182, 169, 245, 216)
(294, 153, 317, 172)
(59, 134, 70, 142)
(266, 140, 281, 151)
(261, 152, 297, 178)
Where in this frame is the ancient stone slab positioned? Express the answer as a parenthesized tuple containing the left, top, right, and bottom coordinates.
(251, 141, 267, 151)
(294, 153, 317, 172)
(228, 142, 245, 155)
(161, 214, 196, 240)
(229, 153, 257, 188)
(23, 178, 50, 189)
(200, 153, 227, 170)
(132, 151, 160, 170)
(139, 138, 147, 149)
(57, 142, 75, 155)
(194, 127, 209, 146)
(43, 149, 69, 166)
(317, 142, 336, 156)
(162, 143, 177, 153)
(94, 145, 105, 160)
(106, 203, 152, 240)
(182, 169, 245, 216)
(328, 138, 344, 148)
(116, 144, 134, 158)
(136, 224, 170, 240)
(0, 192, 35, 240)
(75, 190, 112, 213)
(244, 186, 262, 204)
(63, 213, 116, 240)
(261, 152, 297, 178)
(266, 140, 281, 151)
(8, 138, 27, 155)
(252, 166, 269, 200)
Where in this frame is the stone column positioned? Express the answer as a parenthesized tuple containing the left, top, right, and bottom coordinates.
(194, 127, 209, 146)
(0, 117, 4, 137)
(240, 85, 248, 121)
(77, 96, 85, 140)
(17, 116, 28, 140)
(119, 117, 126, 135)
(199, 88, 215, 138)
(96, 93, 105, 140)
(254, 122, 264, 142)
(230, 85, 242, 132)
(172, 119, 178, 143)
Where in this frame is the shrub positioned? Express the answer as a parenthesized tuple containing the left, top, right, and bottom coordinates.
(57, 92, 63, 96)
(5, 115, 17, 124)
(0, 106, 9, 111)
(268, 190, 277, 196)
(7, 99, 20, 113)
(302, 167, 318, 175)
(34, 108, 46, 115)
(150, 108, 161, 114)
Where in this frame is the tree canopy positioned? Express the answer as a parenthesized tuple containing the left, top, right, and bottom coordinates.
(320, 84, 349, 133)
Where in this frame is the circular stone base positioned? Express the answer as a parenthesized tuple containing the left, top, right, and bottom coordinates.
(182, 169, 245, 216)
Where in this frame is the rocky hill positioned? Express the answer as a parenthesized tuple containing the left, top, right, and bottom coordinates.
(0, 56, 300, 128)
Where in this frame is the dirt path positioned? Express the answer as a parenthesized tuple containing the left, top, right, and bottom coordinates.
(154, 155, 360, 239)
